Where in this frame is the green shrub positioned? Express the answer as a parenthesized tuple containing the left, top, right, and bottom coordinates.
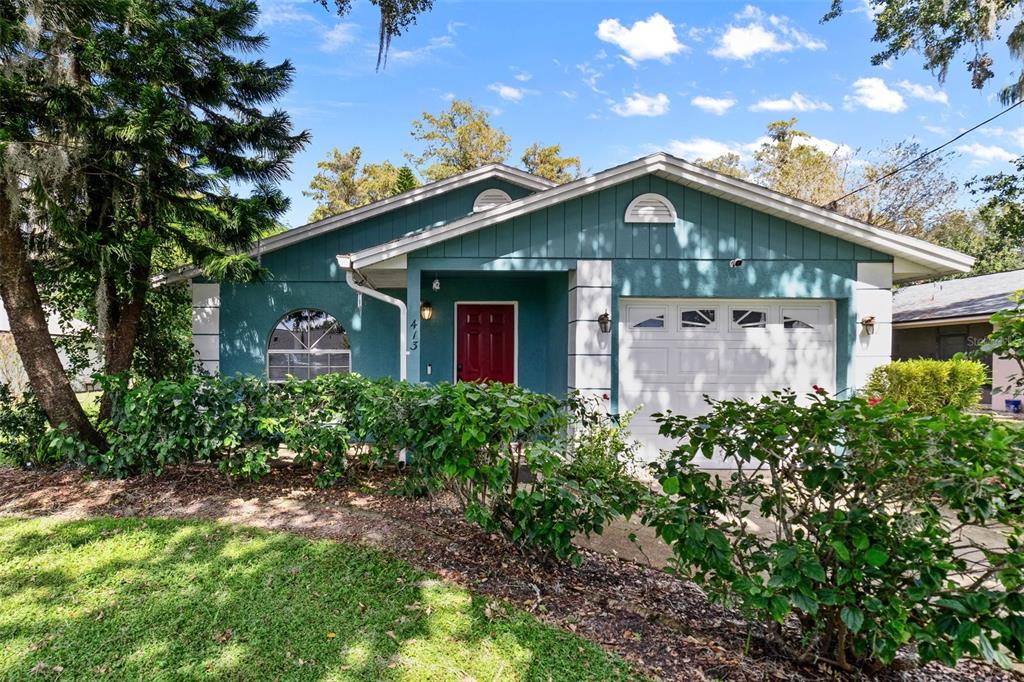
(73, 374, 643, 563)
(94, 374, 279, 479)
(645, 390, 1024, 672)
(864, 358, 987, 411)
(0, 384, 48, 466)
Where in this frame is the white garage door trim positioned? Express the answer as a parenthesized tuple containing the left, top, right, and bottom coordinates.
(618, 298, 837, 466)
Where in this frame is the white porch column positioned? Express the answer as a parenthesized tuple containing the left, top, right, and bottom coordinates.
(568, 260, 612, 402)
(191, 282, 220, 375)
(851, 262, 893, 389)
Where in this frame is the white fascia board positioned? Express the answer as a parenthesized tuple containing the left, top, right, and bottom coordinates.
(157, 165, 553, 285)
(349, 153, 975, 276)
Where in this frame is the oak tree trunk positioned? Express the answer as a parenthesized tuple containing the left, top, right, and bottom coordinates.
(0, 194, 104, 447)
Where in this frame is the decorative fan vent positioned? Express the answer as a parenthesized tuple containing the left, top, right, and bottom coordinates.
(624, 193, 677, 224)
(473, 188, 513, 212)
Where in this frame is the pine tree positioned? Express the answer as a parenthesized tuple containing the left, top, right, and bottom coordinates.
(1, 0, 310, 438)
(395, 166, 419, 194)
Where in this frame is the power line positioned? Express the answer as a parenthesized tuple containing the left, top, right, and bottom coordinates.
(823, 98, 1024, 209)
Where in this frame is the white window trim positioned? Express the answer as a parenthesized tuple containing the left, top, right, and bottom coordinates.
(623, 192, 678, 224)
(453, 301, 519, 385)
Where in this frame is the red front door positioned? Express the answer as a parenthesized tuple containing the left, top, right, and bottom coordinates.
(456, 303, 515, 384)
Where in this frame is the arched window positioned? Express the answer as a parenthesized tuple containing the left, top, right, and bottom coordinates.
(267, 309, 351, 382)
(624, 193, 677, 223)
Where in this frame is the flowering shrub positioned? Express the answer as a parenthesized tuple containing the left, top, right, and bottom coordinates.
(645, 389, 1024, 671)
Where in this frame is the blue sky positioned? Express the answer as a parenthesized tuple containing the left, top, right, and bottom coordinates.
(256, 0, 1024, 228)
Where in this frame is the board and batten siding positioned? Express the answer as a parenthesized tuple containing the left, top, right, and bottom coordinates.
(420, 174, 892, 264)
(209, 178, 533, 378)
(408, 173, 892, 400)
(259, 178, 533, 283)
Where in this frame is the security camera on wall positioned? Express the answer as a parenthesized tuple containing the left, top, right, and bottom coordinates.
(729, 258, 744, 268)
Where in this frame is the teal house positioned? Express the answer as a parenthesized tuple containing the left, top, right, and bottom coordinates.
(168, 153, 972, 461)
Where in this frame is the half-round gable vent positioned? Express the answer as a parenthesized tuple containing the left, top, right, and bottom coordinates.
(473, 188, 513, 212)
(624, 193, 677, 224)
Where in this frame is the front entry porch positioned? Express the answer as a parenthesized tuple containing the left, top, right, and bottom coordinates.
(411, 271, 568, 395)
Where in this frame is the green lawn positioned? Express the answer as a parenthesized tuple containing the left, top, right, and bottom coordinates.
(0, 517, 640, 681)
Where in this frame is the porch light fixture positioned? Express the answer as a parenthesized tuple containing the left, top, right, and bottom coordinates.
(860, 315, 876, 335)
(598, 311, 612, 334)
(420, 301, 434, 321)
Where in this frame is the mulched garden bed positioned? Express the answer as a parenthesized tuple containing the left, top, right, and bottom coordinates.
(0, 463, 1019, 682)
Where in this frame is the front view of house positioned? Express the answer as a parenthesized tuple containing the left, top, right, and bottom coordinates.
(169, 153, 973, 461)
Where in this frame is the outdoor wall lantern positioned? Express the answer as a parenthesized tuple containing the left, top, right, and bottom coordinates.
(598, 311, 612, 334)
(860, 315, 876, 335)
(420, 301, 434, 321)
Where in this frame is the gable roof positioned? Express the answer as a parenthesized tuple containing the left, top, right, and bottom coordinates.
(893, 269, 1024, 323)
(345, 153, 973, 280)
(157, 163, 554, 284)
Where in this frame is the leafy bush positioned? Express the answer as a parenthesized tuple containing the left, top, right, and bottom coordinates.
(64, 374, 643, 563)
(94, 374, 279, 479)
(645, 390, 1024, 672)
(864, 358, 987, 411)
(564, 396, 645, 502)
(0, 383, 48, 466)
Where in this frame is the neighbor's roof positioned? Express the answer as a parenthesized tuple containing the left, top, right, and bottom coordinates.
(893, 269, 1024, 323)
(156, 163, 554, 284)
(345, 152, 974, 280)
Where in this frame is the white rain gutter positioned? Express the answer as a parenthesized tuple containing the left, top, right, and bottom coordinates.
(336, 255, 408, 380)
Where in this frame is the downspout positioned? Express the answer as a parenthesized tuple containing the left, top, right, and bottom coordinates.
(336, 255, 408, 381)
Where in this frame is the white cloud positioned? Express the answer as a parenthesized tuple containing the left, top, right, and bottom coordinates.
(897, 80, 948, 104)
(559, 90, 578, 100)
(513, 70, 532, 82)
(611, 92, 670, 117)
(844, 77, 906, 113)
(663, 131, 850, 162)
(799, 135, 852, 158)
(711, 5, 825, 60)
(666, 138, 738, 160)
(691, 95, 736, 115)
(320, 23, 358, 53)
(577, 62, 607, 94)
(750, 92, 831, 112)
(488, 82, 534, 102)
(596, 13, 686, 63)
(259, 0, 317, 27)
(440, 91, 456, 102)
(390, 35, 455, 62)
(957, 143, 1016, 163)
(923, 124, 947, 135)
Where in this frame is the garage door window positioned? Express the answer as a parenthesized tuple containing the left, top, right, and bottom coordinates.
(627, 305, 666, 329)
(679, 309, 716, 329)
(783, 316, 814, 329)
(731, 309, 767, 329)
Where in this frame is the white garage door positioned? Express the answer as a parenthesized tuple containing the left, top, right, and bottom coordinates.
(618, 298, 836, 466)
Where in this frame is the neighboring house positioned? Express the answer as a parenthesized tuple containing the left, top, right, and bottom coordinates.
(0, 302, 97, 394)
(164, 153, 972, 463)
(893, 269, 1024, 410)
